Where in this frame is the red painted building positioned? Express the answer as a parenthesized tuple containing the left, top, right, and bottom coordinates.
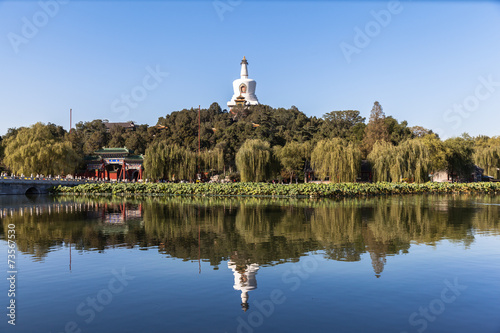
(85, 148, 143, 181)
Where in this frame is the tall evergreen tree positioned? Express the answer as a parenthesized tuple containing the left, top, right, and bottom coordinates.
(362, 101, 389, 157)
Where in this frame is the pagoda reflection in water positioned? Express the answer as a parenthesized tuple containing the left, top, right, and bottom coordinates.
(228, 252, 259, 312)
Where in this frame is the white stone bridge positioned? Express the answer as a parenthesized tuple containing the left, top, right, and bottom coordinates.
(0, 177, 95, 195)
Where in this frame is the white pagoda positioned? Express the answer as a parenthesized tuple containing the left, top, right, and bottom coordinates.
(227, 56, 259, 108)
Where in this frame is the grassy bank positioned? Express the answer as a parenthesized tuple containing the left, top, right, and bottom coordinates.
(52, 182, 500, 198)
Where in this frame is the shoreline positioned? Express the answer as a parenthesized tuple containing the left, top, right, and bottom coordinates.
(51, 182, 500, 198)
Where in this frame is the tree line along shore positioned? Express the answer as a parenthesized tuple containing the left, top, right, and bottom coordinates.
(1, 101, 499, 184)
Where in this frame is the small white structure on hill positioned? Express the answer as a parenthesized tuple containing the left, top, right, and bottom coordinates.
(227, 56, 259, 108)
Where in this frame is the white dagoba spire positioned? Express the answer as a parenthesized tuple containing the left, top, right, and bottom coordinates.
(240, 56, 248, 79)
(228, 56, 259, 108)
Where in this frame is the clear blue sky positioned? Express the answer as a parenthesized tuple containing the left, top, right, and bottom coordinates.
(1, 0, 499, 139)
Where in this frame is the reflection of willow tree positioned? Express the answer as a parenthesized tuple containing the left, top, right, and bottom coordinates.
(0, 201, 145, 260)
(141, 200, 320, 266)
(141, 199, 234, 266)
(233, 204, 319, 264)
(367, 196, 478, 246)
(2, 195, 499, 274)
(4, 212, 100, 260)
(310, 201, 366, 262)
(472, 196, 500, 233)
(308, 198, 409, 273)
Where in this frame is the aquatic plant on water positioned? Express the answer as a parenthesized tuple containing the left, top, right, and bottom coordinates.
(52, 182, 500, 198)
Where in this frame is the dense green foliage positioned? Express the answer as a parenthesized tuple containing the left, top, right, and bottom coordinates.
(367, 141, 396, 182)
(2, 122, 79, 175)
(443, 136, 475, 181)
(67, 119, 154, 156)
(319, 110, 366, 142)
(369, 139, 431, 183)
(362, 101, 390, 156)
(421, 134, 447, 172)
(143, 142, 223, 181)
(274, 141, 310, 182)
(474, 136, 500, 179)
(235, 139, 278, 182)
(311, 138, 361, 182)
(1, 101, 498, 182)
(53, 181, 500, 197)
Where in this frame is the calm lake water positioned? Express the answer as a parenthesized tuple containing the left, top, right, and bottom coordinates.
(1, 194, 499, 333)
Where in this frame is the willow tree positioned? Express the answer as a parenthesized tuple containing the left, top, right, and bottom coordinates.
(367, 141, 396, 182)
(394, 139, 431, 183)
(235, 139, 277, 182)
(421, 134, 447, 173)
(369, 139, 431, 183)
(144, 142, 196, 181)
(2, 122, 79, 175)
(145, 142, 225, 181)
(311, 138, 361, 183)
(199, 148, 224, 175)
(144, 141, 166, 180)
(474, 138, 500, 179)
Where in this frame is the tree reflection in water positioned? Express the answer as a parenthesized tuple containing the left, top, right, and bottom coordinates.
(1, 195, 499, 280)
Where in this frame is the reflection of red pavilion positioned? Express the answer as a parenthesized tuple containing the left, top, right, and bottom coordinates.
(84, 148, 143, 181)
(99, 202, 143, 224)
